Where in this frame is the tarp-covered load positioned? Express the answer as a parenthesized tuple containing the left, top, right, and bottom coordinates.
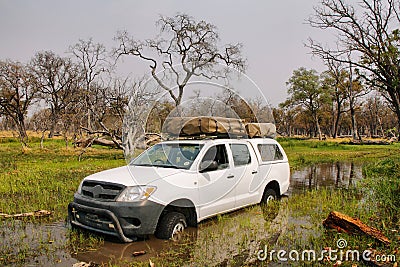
(163, 116, 276, 138)
(163, 116, 247, 137)
(245, 123, 276, 138)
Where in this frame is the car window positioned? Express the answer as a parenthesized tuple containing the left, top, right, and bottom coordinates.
(230, 144, 251, 166)
(200, 144, 229, 171)
(257, 144, 283, 161)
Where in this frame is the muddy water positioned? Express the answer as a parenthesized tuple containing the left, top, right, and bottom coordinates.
(289, 162, 362, 194)
(0, 162, 364, 266)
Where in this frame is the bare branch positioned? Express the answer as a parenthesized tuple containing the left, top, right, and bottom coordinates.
(114, 13, 246, 106)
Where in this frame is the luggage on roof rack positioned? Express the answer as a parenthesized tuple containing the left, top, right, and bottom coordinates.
(163, 116, 276, 139)
(245, 123, 276, 138)
(163, 116, 247, 137)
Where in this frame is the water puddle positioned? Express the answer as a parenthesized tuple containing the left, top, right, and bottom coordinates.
(0, 221, 76, 266)
(0, 161, 364, 266)
(289, 162, 362, 194)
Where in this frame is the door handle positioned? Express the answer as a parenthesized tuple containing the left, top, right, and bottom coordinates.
(252, 170, 258, 174)
(227, 175, 234, 179)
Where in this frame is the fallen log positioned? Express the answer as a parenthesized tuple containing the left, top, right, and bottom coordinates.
(132, 250, 146, 257)
(323, 211, 391, 246)
(0, 210, 52, 219)
(145, 133, 162, 147)
(341, 139, 392, 145)
(93, 138, 121, 148)
(75, 138, 122, 148)
(75, 138, 93, 148)
(72, 262, 98, 267)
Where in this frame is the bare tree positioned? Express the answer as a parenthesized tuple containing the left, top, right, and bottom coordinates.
(363, 93, 388, 137)
(29, 108, 51, 148)
(321, 60, 348, 138)
(308, 0, 400, 133)
(69, 38, 109, 129)
(0, 60, 39, 145)
(122, 77, 159, 160)
(30, 51, 82, 138)
(344, 62, 367, 140)
(95, 77, 129, 148)
(115, 13, 246, 107)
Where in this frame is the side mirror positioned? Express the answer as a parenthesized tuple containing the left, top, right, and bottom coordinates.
(199, 160, 218, 172)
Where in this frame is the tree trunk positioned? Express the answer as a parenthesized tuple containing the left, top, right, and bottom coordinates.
(48, 118, 56, 138)
(323, 211, 391, 246)
(333, 102, 342, 139)
(48, 110, 60, 138)
(15, 114, 28, 146)
(64, 133, 69, 148)
(394, 104, 400, 138)
(314, 113, 322, 140)
(350, 103, 359, 140)
(40, 130, 45, 149)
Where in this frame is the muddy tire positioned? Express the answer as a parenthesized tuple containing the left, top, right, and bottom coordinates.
(155, 212, 187, 240)
(262, 188, 278, 204)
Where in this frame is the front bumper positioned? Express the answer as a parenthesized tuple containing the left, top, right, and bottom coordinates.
(68, 193, 164, 242)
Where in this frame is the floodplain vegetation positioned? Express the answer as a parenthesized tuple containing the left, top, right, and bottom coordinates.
(0, 134, 399, 266)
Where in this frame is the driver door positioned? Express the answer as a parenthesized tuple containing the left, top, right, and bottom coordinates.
(197, 144, 236, 219)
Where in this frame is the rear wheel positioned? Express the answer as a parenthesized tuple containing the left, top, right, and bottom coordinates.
(262, 188, 278, 204)
(155, 212, 187, 240)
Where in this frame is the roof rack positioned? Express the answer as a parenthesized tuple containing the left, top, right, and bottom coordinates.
(162, 116, 276, 140)
(166, 133, 248, 141)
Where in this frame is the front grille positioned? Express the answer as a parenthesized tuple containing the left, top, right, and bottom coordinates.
(81, 180, 125, 201)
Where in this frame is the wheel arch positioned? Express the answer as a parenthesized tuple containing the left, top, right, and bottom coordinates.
(263, 180, 281, 199)
(159, 198, 198, 227)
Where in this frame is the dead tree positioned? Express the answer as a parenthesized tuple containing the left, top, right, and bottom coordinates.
(115, 13, 246, 107)
(308, 0, 400, 135)
(0, 60, 39, 146)
(69, 38, 109, 130)
(30, 51, 82, 138)
(323, 211, 391, 246)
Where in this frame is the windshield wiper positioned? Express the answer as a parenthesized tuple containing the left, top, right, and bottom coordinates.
(131, 163, 182, 169)
(156, 165, 181, 169)
(131, 163, 154, 167)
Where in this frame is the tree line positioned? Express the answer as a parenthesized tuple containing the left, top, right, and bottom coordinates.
(275, 0, 400, 140)
(1, 0, 400, 147)
(0, 39, 132, 148)
(274, 67, 398, 139)
(0, 14, 248, 149)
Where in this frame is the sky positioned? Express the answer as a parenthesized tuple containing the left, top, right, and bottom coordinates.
(0, 0, 333, 107)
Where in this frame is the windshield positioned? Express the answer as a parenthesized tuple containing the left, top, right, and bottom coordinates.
(131, 143, 203, 169)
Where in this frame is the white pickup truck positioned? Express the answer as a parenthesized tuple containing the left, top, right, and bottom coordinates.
(68, 138, 290, 242)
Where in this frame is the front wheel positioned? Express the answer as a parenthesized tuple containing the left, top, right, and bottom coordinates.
(155, 212, 187, 240)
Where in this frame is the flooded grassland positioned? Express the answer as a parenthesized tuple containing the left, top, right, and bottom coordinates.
(0, 138, 399, 266)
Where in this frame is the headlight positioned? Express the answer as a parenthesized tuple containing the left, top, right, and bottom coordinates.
(77, 181, 83, 194)
(116, 186, 157, 202)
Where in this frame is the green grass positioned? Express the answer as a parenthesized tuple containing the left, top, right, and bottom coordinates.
(269, 157, 400, 266)
(0, 137, 399, 266)
(361, 158, 400, 231)
(2, 137, 398, 221)
(0, 138, 125, 221)
(278, 137, 400, 169)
